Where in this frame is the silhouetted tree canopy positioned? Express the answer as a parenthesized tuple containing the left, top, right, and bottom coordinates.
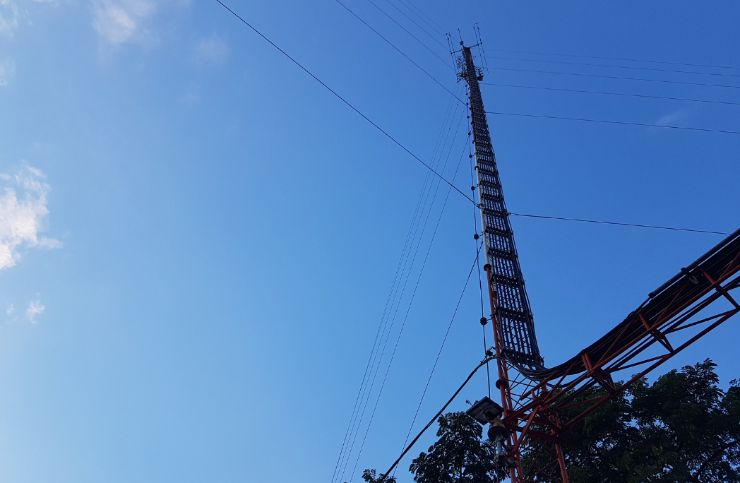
(361, 360, 738, 482)
(523, 359, 740, 482)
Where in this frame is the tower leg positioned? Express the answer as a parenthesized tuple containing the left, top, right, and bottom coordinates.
(555, 440, 569, 483)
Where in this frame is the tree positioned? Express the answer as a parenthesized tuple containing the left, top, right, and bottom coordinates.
(361, 412, 507, 483)
(408, 412, 508, 482)
(358, 469, 396, 483)
(522, 359, 739, 482)
(362, 360, 738, 482)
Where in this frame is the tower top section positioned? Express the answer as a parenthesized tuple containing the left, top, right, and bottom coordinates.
(456, 44, 484, 82)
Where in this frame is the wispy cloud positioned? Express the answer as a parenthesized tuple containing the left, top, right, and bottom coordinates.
(194, 34, 229, 65)
(654, 108, 691, 127)
(92, 0, 156, 46)
(0, 165, 59, 270)
(0, 0, 57, 37)
(0, 0, 21, 37)
(25, 298, 45, 324)
(0, 56, 14, 87)
(3, 298, 46, 325)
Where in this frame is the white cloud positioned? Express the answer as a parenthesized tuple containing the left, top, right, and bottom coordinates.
(195, 34, 229, 65)
(3, 298, 46, 325)
(655, 108, 690, 127)
(0, 57, 15, 87)
(0, 0, 21, 37)
(92, 0, 156, 46)
(0, 0, 57, 36)
(25, 298, 44, 324)
(0, 165, 59, 270)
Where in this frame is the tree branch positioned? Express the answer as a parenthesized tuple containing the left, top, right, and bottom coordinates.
(690, 438, 738, 482)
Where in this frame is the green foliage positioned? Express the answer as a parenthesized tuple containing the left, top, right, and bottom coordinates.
(357, 469, 396, 483)
(408, 412, 507, 483)
(363, 361, 737, 482)
(361, 412, 506, 483)
(522, 359, 740, 482)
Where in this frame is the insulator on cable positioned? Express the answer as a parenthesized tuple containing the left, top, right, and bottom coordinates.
(495, 378, 509, 389)
(470, 185, 475, 191)
(483, 263, 492, 271)
(474, 233, 480, 240)
(486, 349, 494, 357)
(480, 317, 487, 325)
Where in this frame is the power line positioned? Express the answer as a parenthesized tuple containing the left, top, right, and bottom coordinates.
(487, 54, 740, 79)
(334, 0, 462, 102)
(330, 80, 462, 483)
(398, 241, 481, 461)
(493, 65, 740, 90)
(395, 0, 445, 36)
(347, 116, 467, 482)
(379, 355, 496, 481)
(336, 102, 465, 483)
(380, 0, 447, 50)
(488, 47, 740, 73)
(507, 212, 730, 236)
(213, 0, 729, 239)
(486, 109, 740, 137)
(213, 0, 475, 206)
(364, 0, 451, 69)
(483, 82, 740, 108)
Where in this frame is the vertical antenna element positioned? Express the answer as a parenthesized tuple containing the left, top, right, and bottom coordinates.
(474, 24, 490, 73)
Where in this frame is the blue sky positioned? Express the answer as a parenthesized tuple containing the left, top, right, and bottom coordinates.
(0, 1, 738, 482)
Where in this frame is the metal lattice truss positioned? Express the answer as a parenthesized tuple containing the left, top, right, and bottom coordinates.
(461, 45, 544, 372)
(459, 42, 740, 482)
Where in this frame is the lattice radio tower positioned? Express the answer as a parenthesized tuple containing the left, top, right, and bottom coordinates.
(457, 40, 740, 482)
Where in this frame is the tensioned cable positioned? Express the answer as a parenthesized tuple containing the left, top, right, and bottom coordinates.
(395, 0, 445, 37)
(330, 97, 458, 483)
(508, 213, 729, 236)
(391, 144, 473, 477)
(466, 109, 492, 400)
(335, 100, 463, 483)
(339, 101, 464, 482)
(214, 0, 727, 253)
(486, 109, 740, 137)
(214, 1, 736, 236)
(493, 65, 740, 90)
(364, 0, 451, 70)
(392, 140, 468, 455)
(334, 0, 462, 102)
(395, 240, 482, 477)
(487, 47, 740, 73)
(347, 113, 467, 482)
(487, 54, 740, 79)
(213, 0, 474, 206)
(380, 0, 447, 50)
(483, 82, 740, 108)
(379, 355, 497, 481)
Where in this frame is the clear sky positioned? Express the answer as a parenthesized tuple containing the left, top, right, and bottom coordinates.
(0, 1, 738, 482)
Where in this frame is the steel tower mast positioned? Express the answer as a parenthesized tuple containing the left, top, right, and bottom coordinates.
(457, 41, 739, 482)
(458, 42, 564, 481)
